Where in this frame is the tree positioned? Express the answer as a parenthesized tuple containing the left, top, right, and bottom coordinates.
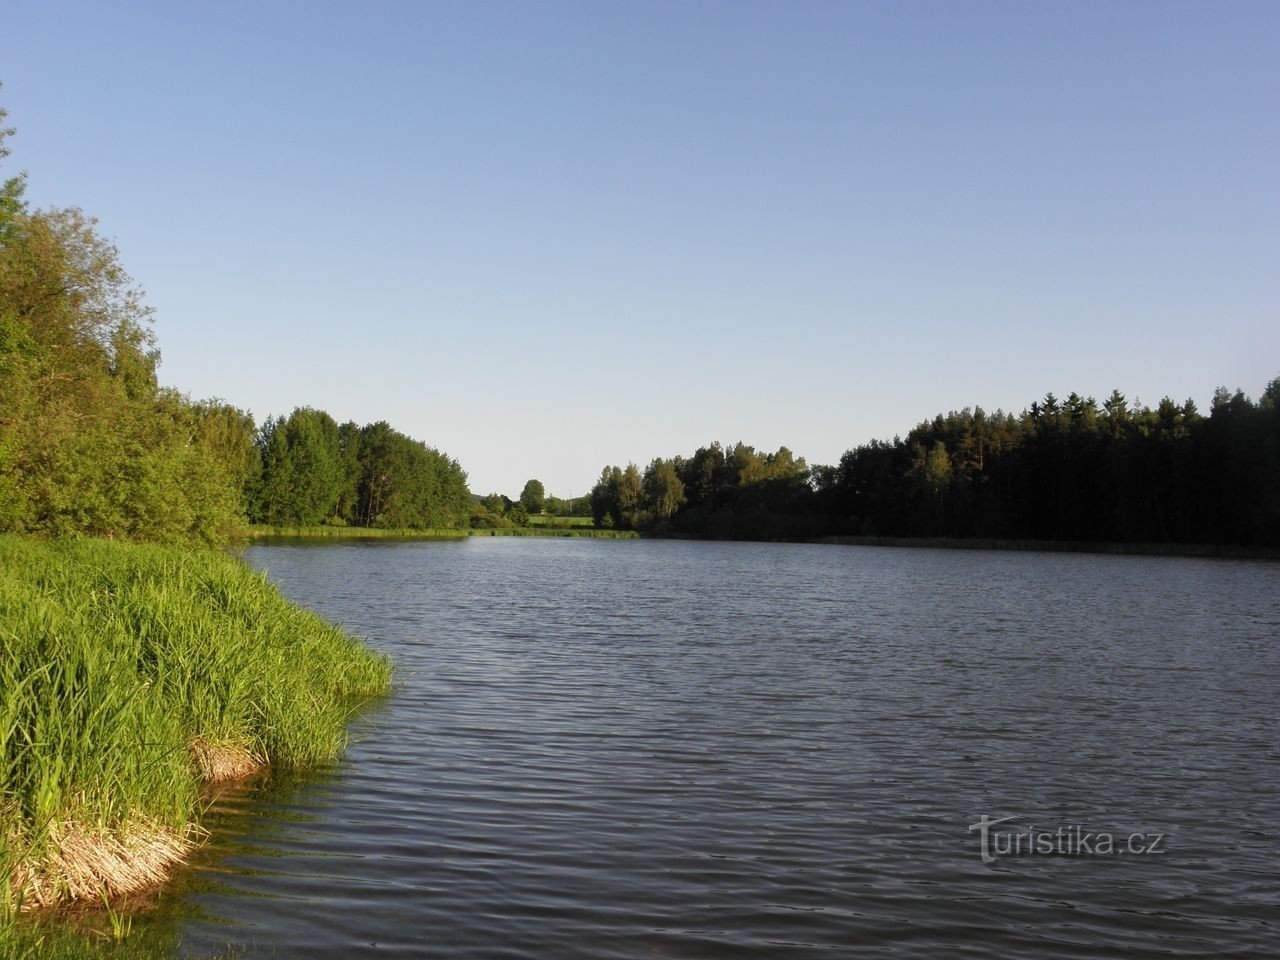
(251, 408, 344, 525)
(352, 420, 470, 529)
(590, 466, 621, 528)
(0, 91, 26, 237)
(1102, 389, 1129, 439)
(252, 417, 289, 524)
(643, 458, 685, 520)
(519, 478, 545, 514)
(679, 443, 726, 508)
(617, 463, 643, 528)
(0, 201, 251, 542)
(283, 408, 344, 524)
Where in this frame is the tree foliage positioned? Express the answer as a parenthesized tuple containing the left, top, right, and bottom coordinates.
(519, 478, 546, 514)
(0, 194, 249, 541)
(248, 415, 471, 530)
(0, 93, 25, 236)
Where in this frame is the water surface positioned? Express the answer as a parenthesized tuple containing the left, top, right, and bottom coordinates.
(171, 538, 1278, 958)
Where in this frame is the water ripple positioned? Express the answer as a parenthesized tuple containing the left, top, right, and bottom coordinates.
(168, 539, 1280, 959)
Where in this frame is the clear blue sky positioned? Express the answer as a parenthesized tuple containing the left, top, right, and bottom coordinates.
(3, 1, 1277, 498)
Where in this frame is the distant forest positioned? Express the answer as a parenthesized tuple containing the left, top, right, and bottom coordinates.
(590, 384, 1280, 547)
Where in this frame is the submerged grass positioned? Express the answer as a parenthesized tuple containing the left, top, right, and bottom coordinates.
(0, 908, 239, 960)
(0, 535, 391, 914)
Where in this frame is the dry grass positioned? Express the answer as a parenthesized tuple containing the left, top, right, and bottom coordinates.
(5, 735, 260, 914)
(8, 819, 202, 909)
(188, 738, 263, 783)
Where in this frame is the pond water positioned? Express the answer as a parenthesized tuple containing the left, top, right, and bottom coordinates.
(166, 538, 1278, 959)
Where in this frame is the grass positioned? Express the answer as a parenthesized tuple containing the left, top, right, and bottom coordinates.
(0, 535, 391, 916)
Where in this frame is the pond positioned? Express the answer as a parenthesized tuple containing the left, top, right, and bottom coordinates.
(163, 537, 1279, 959)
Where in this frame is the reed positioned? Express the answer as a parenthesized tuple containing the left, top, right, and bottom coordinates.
(0, 535, 391, 913)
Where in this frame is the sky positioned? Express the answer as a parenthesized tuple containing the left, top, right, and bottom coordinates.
(2, 1, 1277, 498)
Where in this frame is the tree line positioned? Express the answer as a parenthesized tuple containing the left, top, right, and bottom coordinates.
(590, 444, 815, 537)
(0, 99, 469, 543)
(5, 95, 1275, 549)
(589, 384, 1280, 546)
(251, 409, 469, 529)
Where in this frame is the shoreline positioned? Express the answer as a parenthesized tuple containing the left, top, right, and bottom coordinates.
(244, 525, 638, 540)
(808, 534, 1280, 561)
(245, 524, 1276, 559)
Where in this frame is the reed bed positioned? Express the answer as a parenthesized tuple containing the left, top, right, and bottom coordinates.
(0, 535, 391, 914)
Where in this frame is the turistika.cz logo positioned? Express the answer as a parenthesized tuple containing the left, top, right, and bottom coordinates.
(968, 815, 1168, 863)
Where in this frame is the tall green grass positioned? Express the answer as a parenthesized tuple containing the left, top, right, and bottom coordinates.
(0, 535, 391, 912)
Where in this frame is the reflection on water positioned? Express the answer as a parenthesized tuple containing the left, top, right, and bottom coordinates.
(113, 538, 1280, 958)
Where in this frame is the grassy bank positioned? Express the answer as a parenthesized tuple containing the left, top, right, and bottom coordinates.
(247, 524, 637, 540)
(0, 535, 391, 915)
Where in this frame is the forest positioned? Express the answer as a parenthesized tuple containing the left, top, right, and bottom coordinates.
(589, 385, 1280, 547)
